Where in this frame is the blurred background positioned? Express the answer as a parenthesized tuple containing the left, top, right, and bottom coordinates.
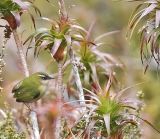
(0, 0, 160, 138)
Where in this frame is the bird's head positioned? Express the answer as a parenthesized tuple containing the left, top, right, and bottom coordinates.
(36, 72, 54, 80)
(32, 72, 54, 85)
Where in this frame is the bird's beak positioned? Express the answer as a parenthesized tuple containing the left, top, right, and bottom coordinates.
(47, 76, 55, 80)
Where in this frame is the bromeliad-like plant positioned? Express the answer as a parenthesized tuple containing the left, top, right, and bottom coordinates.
(127, 0, 160, 66)
(64, 77, 142, 139)
(67, 77, 160, 139)
(72, 29, 122, 89)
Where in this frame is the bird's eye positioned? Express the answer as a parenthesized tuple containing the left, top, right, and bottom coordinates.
(41, 76, 46, 80)
(38, 75, 47, 80)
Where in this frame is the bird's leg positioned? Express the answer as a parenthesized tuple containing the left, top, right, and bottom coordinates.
(24, 103, 32, 111)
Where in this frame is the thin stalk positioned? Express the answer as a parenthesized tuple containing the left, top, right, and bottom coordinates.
(69, 48, 86, 111)
(12, 29, 40, 139)
(12, 30, 29, 77)
(59, 0, 67, 18)
(30, 111, 40, 139)
(57, 62, 63, 99)
(0, 36, 8, 93)
(54, 62, 63, 139)
(54, 0, 66, 138)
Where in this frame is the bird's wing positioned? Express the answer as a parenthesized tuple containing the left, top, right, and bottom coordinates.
(12, 77, 44, 103)
(14, 90, 40, 103)
(12, 80, 23, 93)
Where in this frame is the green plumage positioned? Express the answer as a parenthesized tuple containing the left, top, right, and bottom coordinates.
(12, 72, 53, 103)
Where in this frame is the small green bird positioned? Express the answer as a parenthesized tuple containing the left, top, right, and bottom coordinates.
(12, 72, 54, 103)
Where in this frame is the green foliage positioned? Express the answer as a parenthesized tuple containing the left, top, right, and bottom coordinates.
(123, 124, 141, 139)
(0, 0, 40, 30)
(0, 0, 21, 13)
(97, 97, 121, 116)
(25, 15, 91, 62)
(0, 111, 26, 139)
(80, 45, 96, 66)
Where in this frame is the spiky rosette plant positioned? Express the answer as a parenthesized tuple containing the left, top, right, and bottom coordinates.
(25, 15, 92, 63)
(127, 0, 160, 66)
(26, 17, 70, 62)
(85, 80, 141, 138)
(65, 77, 160, 138)
(71, 29, 122, 89)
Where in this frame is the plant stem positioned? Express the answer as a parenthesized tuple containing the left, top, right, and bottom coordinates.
(54, 62, 63, 139)
(57, 62, 63, 99)
(54, 0, 66, 138)
(0, 36, 8, 93)
(59, 0, 67, 18)
(12, 30, 29, 77)
(30, 111, 40, 139)
(12, 29, 40, 139)
(69, 48, 86, 111)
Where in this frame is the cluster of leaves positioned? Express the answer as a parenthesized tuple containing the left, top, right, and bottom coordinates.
(123, 124, 141, 139)
(0, 0, 28, 30)
(25, 15, 72, 62)
(63, 82, 143, 138)
(0, 109, 26, 139)
(74, 30, 122, 89)
(127, 0, 160, 66)
(0, 0, 21, 13)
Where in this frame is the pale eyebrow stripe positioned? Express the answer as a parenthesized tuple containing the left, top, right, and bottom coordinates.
(38, 74, 45, 77)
